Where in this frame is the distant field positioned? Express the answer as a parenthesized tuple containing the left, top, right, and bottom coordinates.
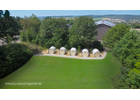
(0, 52, 121, 89)
(93, 17, 104, 21)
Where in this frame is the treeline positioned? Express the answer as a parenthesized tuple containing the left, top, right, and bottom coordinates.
(133, 23, 140, 28)
(19, 15, 103, 51)
(89, 15, 140, 22)
(0, 10, 33, 79)
(102, 24, 140, 89)
(0, 10, 22, 44)
(38, 15, 140, 22)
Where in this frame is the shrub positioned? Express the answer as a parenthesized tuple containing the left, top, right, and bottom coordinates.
(0, 44, 33, 78)
(21, 42, 45, 54)
(111, 67, 130, 89)
(92, 40, 104, 51)
(78, 46, 81, 53)
(20, 31, 26, 42)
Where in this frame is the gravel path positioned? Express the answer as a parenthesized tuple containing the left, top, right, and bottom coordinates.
(34, 52, 107, 60)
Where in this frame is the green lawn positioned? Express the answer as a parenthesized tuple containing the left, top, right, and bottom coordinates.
(0, 52, 121, 89)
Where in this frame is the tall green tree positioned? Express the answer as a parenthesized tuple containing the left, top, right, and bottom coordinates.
(40, 17, 69, 48)
(0, 10, 21, 44)
(40, 18, 57, 38)
(19, 14, 41, 33)
(102, 23, 130, 49)
(112, 30, 140, 68)
(112, 54, 140, 89)
(3, 10, 10, 17)
(67, 19, 74, 25)
(0, 16, 22, 38)
(69, 16, 97, 49)
(52, 18, 69, 48)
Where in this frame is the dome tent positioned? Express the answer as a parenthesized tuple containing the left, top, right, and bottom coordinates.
(92, 48, 100, 57)
(59, 47, 66, 55)
(82, 49, 89, 57)
(49, 46, 55, 54)
(70, 47, 77, 56)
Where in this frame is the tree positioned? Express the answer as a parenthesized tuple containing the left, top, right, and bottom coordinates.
(92, 40, 104, 51)
(0, 10, 3, 17)
(111, 67, 130, 89)
(135, 54, 140, 69)
(19, 31, 26, 42)
(112, 30, 140, 68)
(102, 23, 130, 49)
(40, 18, 57, 38)
(70, 19, 74, 25)
(29, 14, 41, 33)
(3, 10, 10, 17)
(0, 10, 22, 44)
(5, 34, 12, 45)
(52, 18, 69, 48)
(19, 14, 41, 33)
(69, 16, 97, 49)
(20, 28, 36, 43)
(0, 16, 22, 38)
(40, 17, 69, 48)
(112, 55, 140, 89)
(45, 16, 52, 19)
(126, 69, 140, 89)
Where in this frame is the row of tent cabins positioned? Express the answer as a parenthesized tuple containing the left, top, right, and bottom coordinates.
(49, 46, 101, 57)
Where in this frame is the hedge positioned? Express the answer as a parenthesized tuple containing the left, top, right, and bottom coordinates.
(0, 43, 33, 78)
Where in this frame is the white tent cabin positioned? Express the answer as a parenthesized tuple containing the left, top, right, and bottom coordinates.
(59, 47, 66, 55)
(82, 49, 89, 57)
(70, 47, 77, 56)
(49, 46, 55, 54)
(92, 48, 100, 57)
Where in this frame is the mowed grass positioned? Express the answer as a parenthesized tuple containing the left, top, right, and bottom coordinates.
(0, 52, 121, 89)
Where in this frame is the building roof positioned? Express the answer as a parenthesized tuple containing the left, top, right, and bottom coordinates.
(95, 20, 116, 27)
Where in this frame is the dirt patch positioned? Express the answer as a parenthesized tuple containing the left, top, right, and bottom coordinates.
(89, 53, 95, 58)
(41, 50, 48, 54)
(53, 49, 60, 55)
(76, 53, 82, 57)
(64, 51, 70, 56)
(100, 51, 105, 57)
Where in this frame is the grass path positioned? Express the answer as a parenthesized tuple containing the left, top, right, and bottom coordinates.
(0, 52, 121, 89)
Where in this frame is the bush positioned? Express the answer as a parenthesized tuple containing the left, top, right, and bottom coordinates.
(111, 67, 130, 89)
(92, 40, 104, 51)
(20, 28, 37, 43)
(78, 46, 81, 53)
(65, 42, 71, 50)
(126, 69, 140, 89)
(20, 31, 26, 42)
(0, 44, 33, 79)
(21, 42, 45, 54)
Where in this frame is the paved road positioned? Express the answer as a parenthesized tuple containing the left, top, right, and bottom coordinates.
(34, 52, 107, 60)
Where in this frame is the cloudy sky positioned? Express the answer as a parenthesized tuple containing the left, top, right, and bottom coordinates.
(8, 10, 140, 17)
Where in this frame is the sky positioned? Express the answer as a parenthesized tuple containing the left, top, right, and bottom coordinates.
(8, 10, 140, 18)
